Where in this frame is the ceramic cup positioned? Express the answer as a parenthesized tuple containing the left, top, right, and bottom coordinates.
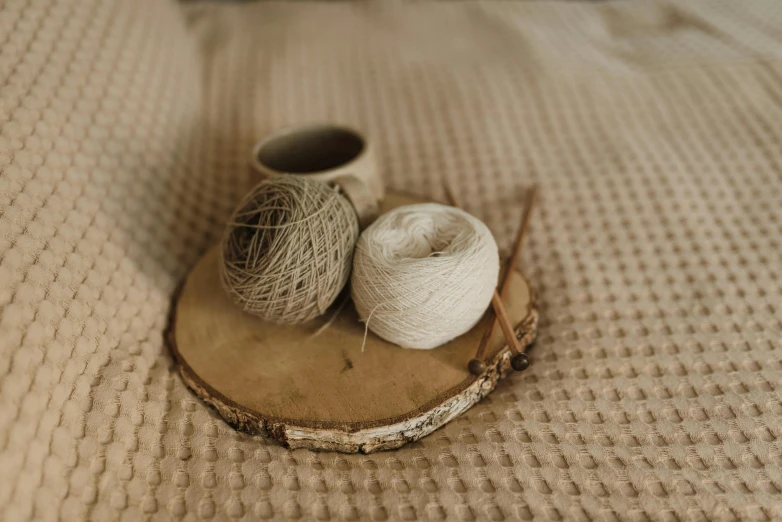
(250, 124, 383, 227)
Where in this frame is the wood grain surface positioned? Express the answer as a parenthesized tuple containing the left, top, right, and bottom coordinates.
(168, 193, 537, 452)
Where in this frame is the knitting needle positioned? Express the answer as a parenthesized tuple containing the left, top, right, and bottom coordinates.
(465, 185, 537, 374)
(442, 183, 530, 374)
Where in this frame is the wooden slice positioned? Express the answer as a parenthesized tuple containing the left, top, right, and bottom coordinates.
(167, 193, 538, 453)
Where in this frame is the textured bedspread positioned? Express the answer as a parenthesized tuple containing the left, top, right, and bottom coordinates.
(2, 0, 782, 519)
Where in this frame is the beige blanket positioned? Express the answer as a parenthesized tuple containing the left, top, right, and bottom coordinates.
(2, 0, 782, 519)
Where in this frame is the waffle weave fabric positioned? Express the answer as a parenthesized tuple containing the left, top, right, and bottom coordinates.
(2, 0, 782, 520)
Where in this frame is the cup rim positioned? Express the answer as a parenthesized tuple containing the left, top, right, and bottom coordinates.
(250, 123, 368, 176)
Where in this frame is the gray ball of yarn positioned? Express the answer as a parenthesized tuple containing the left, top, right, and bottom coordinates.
(220, 176, 359, 324)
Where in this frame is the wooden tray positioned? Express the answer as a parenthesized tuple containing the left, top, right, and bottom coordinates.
(167, 193, 537, 453)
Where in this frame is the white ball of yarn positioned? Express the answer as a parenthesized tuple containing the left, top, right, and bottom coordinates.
(351, 203, 500, 349)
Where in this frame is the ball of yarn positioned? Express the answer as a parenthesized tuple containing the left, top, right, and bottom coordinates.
(221, 176, 359, 324)
(351, 203, 499, 349)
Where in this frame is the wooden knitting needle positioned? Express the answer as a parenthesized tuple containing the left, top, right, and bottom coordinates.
(464, 185, 537, 374)
(442, 183, 530, 374)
